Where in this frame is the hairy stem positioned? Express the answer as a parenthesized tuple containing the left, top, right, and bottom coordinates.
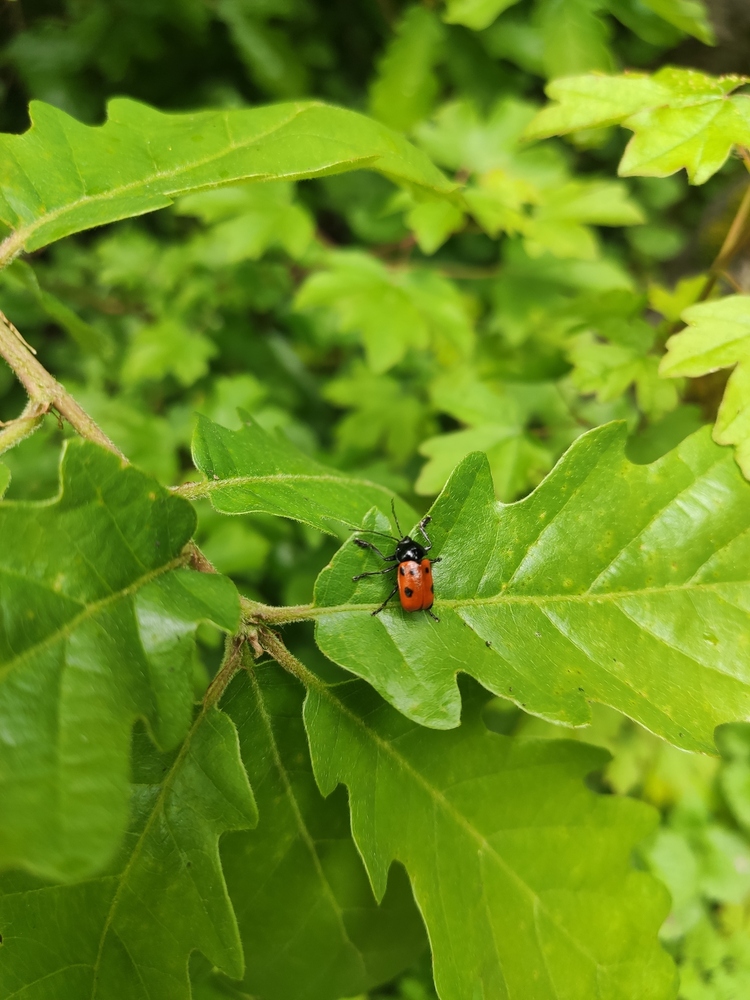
(255, 626, 322, 690)
(0, 309, 126, 459)
(241, 596, 316, 624)
(203, 634, 247, 709)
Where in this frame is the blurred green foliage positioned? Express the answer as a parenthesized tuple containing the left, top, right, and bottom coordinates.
(2, 0, 749, 996)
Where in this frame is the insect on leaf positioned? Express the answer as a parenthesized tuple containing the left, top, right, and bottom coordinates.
(313, 423, 750, 752)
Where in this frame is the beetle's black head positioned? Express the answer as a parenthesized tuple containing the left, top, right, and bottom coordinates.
(395, 536, 426, 563)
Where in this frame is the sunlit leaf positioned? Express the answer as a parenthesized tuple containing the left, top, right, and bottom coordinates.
(660, 295, 750, 476)
(525, 68, 750, 184)
(0, 97, 455, 262)
(313, 423, 750, 751)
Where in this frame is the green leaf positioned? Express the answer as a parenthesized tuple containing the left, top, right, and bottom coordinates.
(324, 366, 429, 465)
(0, 702, 257, 1000)
(295, 250, 475, 372)
(176, 181, 314, 264)
(525, 68, 750, 184)
(369, 5, 445, 133)
(406, 197, 467, 254)
(191, 412, 416, 534)
(640, 0, 715, 44)
(122, 317, 218, 387)
(0, 440, 239, 880)
(524, 180, 645, 260)
(313, 423, 750, 751)
(304, 676, 675, 1000)
(212, 664, 427, 1000)
(660, 295, 750, 476)
(443, 0, 521, 31)
(0, 463, 9, 498)
(0, 97, 456, 262)
(417, 425, 553, 500)
(536, 0, 614, 80)
(568, 315, 680, 419)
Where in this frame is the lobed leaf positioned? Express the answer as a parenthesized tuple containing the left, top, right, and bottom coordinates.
(213, 664, 427, 1000)
(303, 675, 675, 1000)
(190, 412, 417, 534)
(295, 250, 475, 372)
(660, 295, 750, 477)
(0, 703, 257, 1000)
(0, 440, 239, 880)
(313, 423, 750, 752)
(525, 68, 750, 184)
(0, 97, 455, 264)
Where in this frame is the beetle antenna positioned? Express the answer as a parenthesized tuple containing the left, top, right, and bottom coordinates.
(337, 517, 397, 542)
(391, 498, 403, 538)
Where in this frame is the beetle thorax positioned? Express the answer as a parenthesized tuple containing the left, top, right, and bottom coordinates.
(395, 537, 426, 563)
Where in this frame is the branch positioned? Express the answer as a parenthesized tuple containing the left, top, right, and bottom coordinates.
(0, 308, 126, 459)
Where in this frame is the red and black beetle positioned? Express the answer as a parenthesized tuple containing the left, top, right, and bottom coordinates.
(351, 500, 441, 620)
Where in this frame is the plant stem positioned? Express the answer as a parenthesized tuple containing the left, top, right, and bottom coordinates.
(203, 633, 247, 709)
(255, 625, 322, 691)
(697, 177, 750, 304)
(0, 308, 126, 459)
(241, 596, 316, 624)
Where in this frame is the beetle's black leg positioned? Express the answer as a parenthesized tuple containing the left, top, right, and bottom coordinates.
(353, 538, 397, 561)
(372, 584, 398, 615)
(417, 515, 433, 551)
(352, 566, 396, 581)
(429, 556, 442, 564)
(426, 608, 440, 622)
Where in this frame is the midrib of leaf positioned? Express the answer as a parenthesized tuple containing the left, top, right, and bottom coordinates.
(246, 667, 367, 975)
(175, 472, 394, 501)
(309, 676, 600, 973)
(0, 102, 377, 268)
(0, 554, 187, 682)
(90, 698, 217, 995)
(290, 580, 743, 621)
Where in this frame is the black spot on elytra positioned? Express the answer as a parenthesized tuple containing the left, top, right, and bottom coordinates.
(399, 566, 405, 575)
(404, 587, 414, 597)
(424, 565, 430, 574)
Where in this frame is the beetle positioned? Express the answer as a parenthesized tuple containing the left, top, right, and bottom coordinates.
(351, 500, 441, 620)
